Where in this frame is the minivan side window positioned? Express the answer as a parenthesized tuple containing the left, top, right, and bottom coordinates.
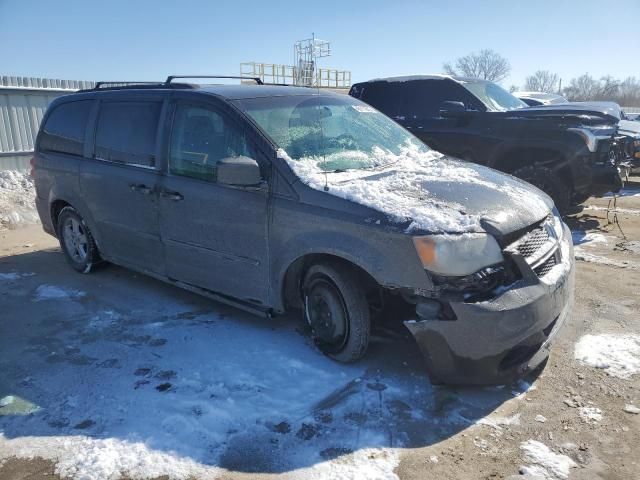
(39, 100, 92, 156)
(169, 104, 254, 182)
(95, 102, 161, 167)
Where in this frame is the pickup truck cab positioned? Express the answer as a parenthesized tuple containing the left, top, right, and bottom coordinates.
(33, 77, 574, 385)
(349, 75, 623, 211)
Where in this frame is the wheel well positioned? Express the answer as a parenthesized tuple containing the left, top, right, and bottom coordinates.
(50, 200, 71, 233)
(493, 148, 573, 188)
(282, 254, 380, 311)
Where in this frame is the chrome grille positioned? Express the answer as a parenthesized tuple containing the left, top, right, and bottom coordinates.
(516, 225, 550, 258)
(506, 215, 561, 279)
(533, 255, 557, 277)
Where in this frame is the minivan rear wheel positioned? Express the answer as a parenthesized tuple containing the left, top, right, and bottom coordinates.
(512, 165, 571, 213)
(57, 206, 101, 273)
(302, 263, 370, 363)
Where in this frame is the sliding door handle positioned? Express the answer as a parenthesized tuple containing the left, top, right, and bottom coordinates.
(160, 190, 184, 201)
(129, 183, 154, 195)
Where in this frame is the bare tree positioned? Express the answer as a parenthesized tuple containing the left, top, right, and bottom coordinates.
(508, 85, 519, 93)
(617, 77, 640, 106)
(524, 70, 559, 92)
(563, 74, 640, 106)
(563, 74, 601, 101)
(443, 49, 511, 83)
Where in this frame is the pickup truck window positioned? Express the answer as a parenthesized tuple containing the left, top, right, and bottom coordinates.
(461, 81, 527, 112)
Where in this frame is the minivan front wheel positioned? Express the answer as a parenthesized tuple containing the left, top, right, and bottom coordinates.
(302, 263, 371, 363)
(57, 206, 100, 273)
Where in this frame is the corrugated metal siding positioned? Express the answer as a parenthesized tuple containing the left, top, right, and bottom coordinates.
(0, 75, 96, 170)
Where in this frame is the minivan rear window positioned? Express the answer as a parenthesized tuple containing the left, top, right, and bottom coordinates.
(95, 102, 161, 167)
(39, 100, 93, 156)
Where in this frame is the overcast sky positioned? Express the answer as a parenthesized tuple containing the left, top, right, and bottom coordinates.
(1, 0, 638, 88)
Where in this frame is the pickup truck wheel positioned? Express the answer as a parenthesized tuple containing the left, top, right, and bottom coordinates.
(512, 165, 571, 213)
(571, 192, 591, 206)
(57, 206, 101, 273)
(302, 263, 371, 363)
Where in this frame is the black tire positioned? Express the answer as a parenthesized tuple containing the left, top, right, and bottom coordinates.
(571, 191, 591, 206)
(57, 206, 101, 273)
(512, 165, 571, 213)
(302, 262, 371, 363)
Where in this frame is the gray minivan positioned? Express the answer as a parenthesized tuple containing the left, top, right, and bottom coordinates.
(33, 77, 575, 384)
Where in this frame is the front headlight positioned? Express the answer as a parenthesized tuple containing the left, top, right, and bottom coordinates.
(412, 233, 503, 276)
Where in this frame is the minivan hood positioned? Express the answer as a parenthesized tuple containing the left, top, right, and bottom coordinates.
(278, 147, 552, 236)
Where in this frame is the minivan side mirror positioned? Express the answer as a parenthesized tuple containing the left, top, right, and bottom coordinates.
(439, 101, 467, 117)
(217, 156, 262, 187)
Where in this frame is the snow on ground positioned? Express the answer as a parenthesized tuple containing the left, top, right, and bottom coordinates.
(603, 187, 640, 198)
(33, 284, 86, 301)
(277, 143, 550, 233)
(570, 230, 609, 246)
(574, 334, 640, 379)
(0, 272, 34, 281)
(0, 270, 531, 480)
(519, 440, 577, 479)
(0, 170, 38, 230)
(573, 247, 639, 269)
(584, 204, 640, 216)
(578, 406, 602, 423)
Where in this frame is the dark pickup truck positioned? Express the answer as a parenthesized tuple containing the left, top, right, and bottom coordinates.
(349, 75, 623, 211)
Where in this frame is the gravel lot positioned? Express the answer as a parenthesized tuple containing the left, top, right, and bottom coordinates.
(1, 179, 639, 480)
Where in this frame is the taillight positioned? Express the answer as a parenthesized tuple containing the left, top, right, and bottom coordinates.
(30, 156, 35, 177)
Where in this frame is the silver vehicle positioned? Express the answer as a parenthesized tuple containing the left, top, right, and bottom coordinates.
(33, 76, 575, 384)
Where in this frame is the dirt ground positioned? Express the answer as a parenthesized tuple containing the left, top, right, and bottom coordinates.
(1, 180, 639, 480)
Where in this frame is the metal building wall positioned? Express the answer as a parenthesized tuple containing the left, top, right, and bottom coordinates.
(0, 76, 95, 170)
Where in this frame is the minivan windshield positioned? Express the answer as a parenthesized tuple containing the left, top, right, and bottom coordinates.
(235, 94, 429, 172)
(461, 80, 528, 112)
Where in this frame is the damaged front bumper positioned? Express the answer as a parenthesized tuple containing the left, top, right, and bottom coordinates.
(404, 224, 575, 385)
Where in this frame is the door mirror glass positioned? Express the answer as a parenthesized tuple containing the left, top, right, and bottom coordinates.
(217, 156, 262, 186)
(439, 101, 467, 117)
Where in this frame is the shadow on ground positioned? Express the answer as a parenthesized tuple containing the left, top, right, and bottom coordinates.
(0, 247, 539, 475)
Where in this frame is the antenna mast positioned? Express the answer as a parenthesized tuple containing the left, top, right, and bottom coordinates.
(294, 33, 331, 87)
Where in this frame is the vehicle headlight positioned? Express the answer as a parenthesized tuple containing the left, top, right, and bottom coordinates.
(551, 207, 564, 241)
(412, 233, 503, 276)
(568, 128, 598, 152)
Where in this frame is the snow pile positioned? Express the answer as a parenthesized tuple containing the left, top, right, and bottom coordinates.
(0, 435, 221, 480)
(33, 284, 86, 301)
(578, 406, 602, 423)
(573, 248, 638, 269)
(477, 413, 521, 431)
(0, 170, 38, 229)
(570, 230, 608, 246)
(574, 334, 640, 378)
(277, 143, 549, 233)
(519, 440, 577, 479)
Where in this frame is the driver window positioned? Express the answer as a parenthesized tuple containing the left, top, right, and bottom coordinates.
(169, 104, 254, 182)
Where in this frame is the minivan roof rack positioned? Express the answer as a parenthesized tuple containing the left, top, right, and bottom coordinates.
(93, 81, 162, 89)
(165, 75, 263, 85)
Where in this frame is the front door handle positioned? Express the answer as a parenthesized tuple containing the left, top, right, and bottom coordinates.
(129, 183, 153, 195)
(160, 189, 184, 201)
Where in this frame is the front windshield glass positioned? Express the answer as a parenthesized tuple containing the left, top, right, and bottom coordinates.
(235, 94, 429, 172)
(462, 81, 528, 112)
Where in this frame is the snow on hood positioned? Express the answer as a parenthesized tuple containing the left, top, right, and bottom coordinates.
(277, 144, 551, 235)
